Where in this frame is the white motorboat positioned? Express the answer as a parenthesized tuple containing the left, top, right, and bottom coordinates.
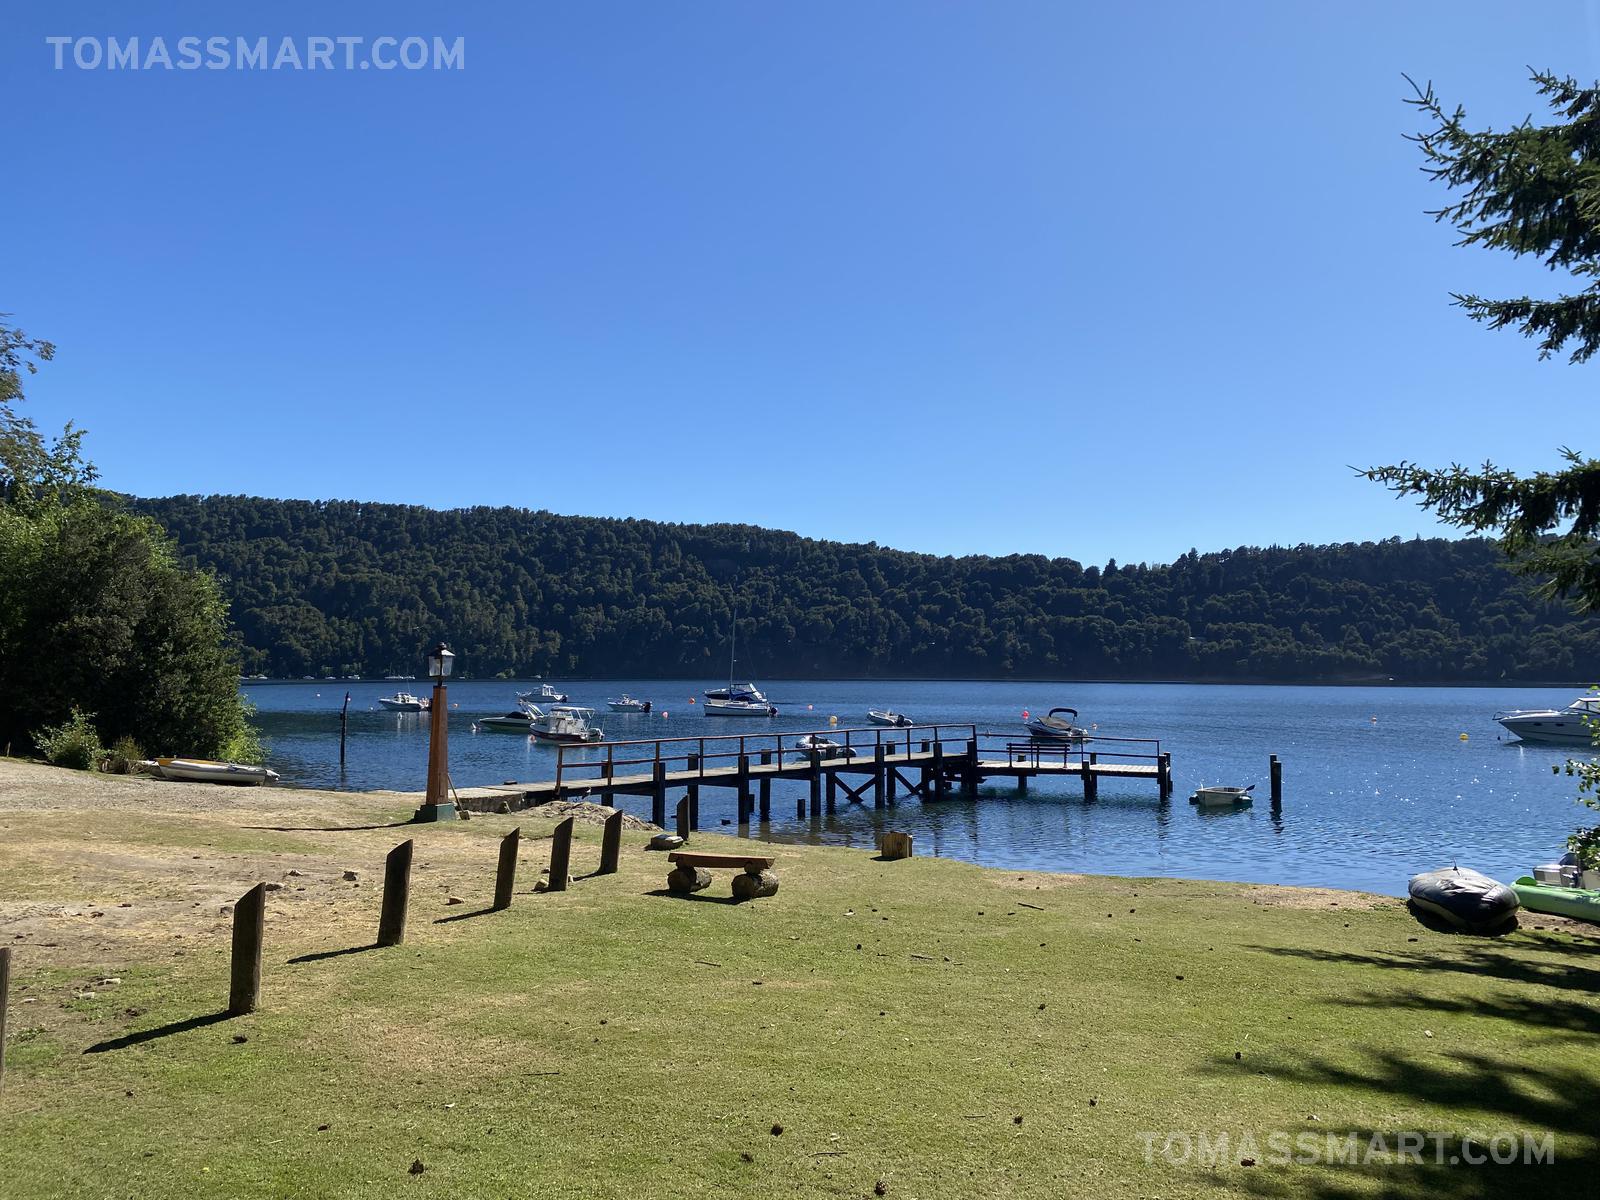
(1495, 695, 1600, 745)
(533, 705, 605, 743)
(1189, 784, 1254, 807)
(704, 697, 778, 718)
(479, 703, 542, 732)
(378, 692, 429, 712)
(1025, 707, 1090, 743)
(793, 733, 856, 759)
(155, 757, 280, 786)
(519, 683, 569, 704)
(607, 695, 652, 713)
(867, 709, 913, 728)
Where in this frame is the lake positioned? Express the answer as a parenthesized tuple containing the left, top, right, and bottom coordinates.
(243, 679, 1594, 897)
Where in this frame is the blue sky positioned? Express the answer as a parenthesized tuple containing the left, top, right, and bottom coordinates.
(6, 2, 1598, 565)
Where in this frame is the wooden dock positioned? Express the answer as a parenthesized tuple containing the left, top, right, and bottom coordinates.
(459, 724, 1172, 827)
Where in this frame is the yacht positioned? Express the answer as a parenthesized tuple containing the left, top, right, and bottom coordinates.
(1495, 695, 1600, 745)
(704, 696, 778, 718)
(519, 683, 570, 704)
(607, 695, 652, 713)
(704, 603, 775, 713)
(532, 705, 605, 743)
(377, 692, 429, 712)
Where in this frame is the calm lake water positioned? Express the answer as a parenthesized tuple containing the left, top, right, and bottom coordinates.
(244, 679, 1594, 897)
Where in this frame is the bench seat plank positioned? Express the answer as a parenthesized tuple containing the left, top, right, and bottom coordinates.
(668, 851, 775, 869)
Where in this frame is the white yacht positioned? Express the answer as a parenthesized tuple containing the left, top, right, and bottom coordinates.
(704, 696, 777, 718)
(532, 705, 605, 744)
(519, 683, 569, 704)
(377, 692, 429, 712)
(478, 703, 541, 732)
(607, 695, 652, 713)
(1024, 706, 1090, 743)
(1495, 695, 1600, 745)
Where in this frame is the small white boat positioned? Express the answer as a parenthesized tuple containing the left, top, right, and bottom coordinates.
(155, 758, 280, 786)
(533, 705, 605, 743)
(479, 703, 542, 732)
(377, 692, 429, 712)
(1495, 695, 1600, 745)
(867, 709, 913, 727)
(704, 697, 777, 718)
(607, 695, 652, 713)
(1025, 707, 1090, 743)
(793, 733, 856, 759)
(1189, 784, 1254, 807)
(518, 683, 570, 704)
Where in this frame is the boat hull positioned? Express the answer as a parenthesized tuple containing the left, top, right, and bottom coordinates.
(704, 700, 777, 717)
(1496, 715, 1595, 745)
(156, 758, 279, 786)
(1511, 876, 1600, 923)
(867, 711, 912, 727)
(378, 700, 427, 712)
(478, 719, 535, 732)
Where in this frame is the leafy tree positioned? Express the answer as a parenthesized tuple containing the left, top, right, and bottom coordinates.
(1366, 70, 1600, 860)
(0, 316, 259, 762)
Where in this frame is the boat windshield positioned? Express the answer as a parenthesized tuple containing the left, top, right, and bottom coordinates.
(1571, 697, 1600, 713)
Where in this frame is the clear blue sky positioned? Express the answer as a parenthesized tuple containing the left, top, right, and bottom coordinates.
(7, 2, 1598, 565)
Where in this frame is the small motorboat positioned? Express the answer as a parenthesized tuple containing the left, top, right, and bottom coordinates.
(867, 709, 913, 728)
(793, 733, 856, 760)
(518, 683, 569, 704)
(154, 758, 280, 786)
(1025, 707, 1090, 743)
(377, 692, 429, 712)
(1189, 784, 1254, 807)
(533, 705, 605, 744)
(479, 704, 542, 732)
(1495, 694, 1600, 745)
(607, 695, 652, 713)
(1512, 876, 1600, 923)
(704, 697, 777, 717)
(1407, 866, 1520, 932)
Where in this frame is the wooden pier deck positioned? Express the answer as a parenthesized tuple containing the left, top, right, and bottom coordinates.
(458, 724, 1172, 827)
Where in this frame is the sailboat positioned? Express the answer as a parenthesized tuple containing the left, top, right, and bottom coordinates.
(704, 606, 776, 717)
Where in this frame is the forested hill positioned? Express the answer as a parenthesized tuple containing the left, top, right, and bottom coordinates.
(130, 495, 1600, 684)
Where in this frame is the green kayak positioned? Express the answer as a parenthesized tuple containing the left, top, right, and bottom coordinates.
(1511, 876, 1600, 924)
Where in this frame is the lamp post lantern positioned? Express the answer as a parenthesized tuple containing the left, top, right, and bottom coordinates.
(416, 641, 457, 822)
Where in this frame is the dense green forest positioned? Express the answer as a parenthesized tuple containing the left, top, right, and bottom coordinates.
(129, 495, 1600, 684)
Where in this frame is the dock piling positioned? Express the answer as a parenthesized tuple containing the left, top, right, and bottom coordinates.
(1270, 755, 1282, 810)
(650, 761, 667, 828)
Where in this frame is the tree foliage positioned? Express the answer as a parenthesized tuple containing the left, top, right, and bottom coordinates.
(131, 495, 1598, 684)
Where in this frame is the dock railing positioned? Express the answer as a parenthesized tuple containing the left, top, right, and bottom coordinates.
(978, 730, 1164, 770)
(555, 723, 979, 793)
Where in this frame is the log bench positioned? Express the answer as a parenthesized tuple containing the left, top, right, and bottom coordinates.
(666, 851, 779, 901)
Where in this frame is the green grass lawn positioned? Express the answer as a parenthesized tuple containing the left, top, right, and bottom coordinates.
(1, 772, 1597, 1199)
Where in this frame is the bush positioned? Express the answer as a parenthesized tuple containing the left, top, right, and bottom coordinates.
(33, 707, 104, 771)
(101, 734, 144, 774)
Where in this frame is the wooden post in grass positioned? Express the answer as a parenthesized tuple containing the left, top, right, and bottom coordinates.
(598, 809, 623, 875)
(228, 883, 266, 1016)
(547, 817, 574, 892)
(0, 946, 11, 1095)
(493, 827, 521, 911)
(377, 839, 414, 947)
(1270, 755, 1282, 811)
(676, 796, 690, 841)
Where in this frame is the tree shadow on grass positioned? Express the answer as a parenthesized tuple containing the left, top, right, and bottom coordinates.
(1331, 988, 1600, 1040)
(433, 905, 501, 924)
(1247, 944, 1600, 993)
(84, 1010, 234, 1054)
(243, 821, 416, 833)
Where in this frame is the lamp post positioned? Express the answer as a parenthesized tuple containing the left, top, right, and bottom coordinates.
(415, 641, 457, 823)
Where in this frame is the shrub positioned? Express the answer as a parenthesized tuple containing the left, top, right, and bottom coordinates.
(33, 707, 104, 771)
(101, 734, 144, 774)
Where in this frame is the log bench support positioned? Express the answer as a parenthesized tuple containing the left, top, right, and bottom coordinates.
(666, 852, 779, 902)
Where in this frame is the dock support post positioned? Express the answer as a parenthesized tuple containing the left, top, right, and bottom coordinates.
(1270, 755, 1282, 811)
(759, 750, 772, 820)
(932, 742, 946, 796)
(676, 796, 691, 841)
(963, 737, 979, 797)
(1158, 752, 1173, 800)
(377, 839, 413, 947)
(809, 751, 823, 819)
(546, 817, 574, 892)
(598, 810, 622, 875)
(826, 770, 838, 813)
(873, 745, 886, 808)
(1017, 773, 1028, 795)
(687, 754, 701, 829)
(228, 883, 266, 1016)
(493, 827, 521, 911)
(1083, 753, 1099, 802)
(737, 754, 752, 825)
(650, 761, 667, 828)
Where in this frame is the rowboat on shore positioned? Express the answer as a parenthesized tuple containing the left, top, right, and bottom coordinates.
(155, 757, 280, 786)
